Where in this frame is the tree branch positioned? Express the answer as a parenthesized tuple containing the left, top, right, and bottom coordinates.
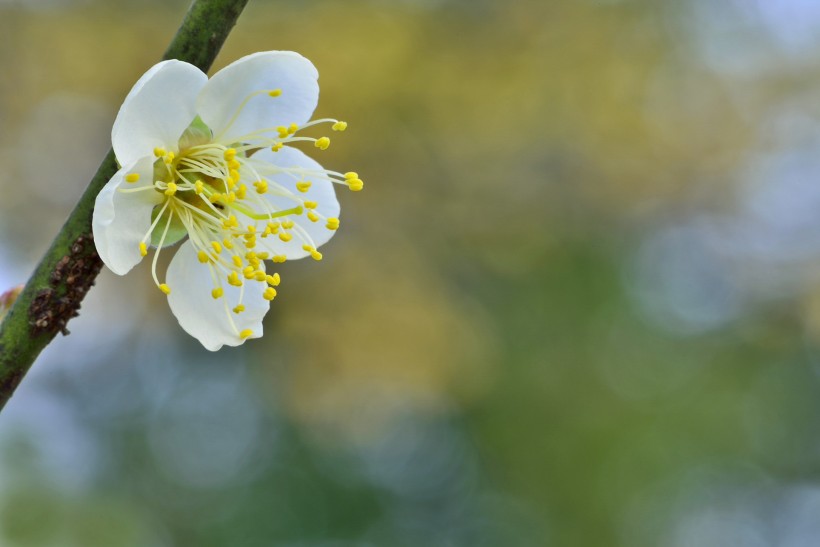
(0, 0, 250, 410)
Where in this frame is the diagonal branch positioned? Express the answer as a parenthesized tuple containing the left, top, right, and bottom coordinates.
(0, 0, 250, 411)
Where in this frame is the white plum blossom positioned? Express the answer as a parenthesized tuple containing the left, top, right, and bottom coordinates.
(92, 51, 363, 350)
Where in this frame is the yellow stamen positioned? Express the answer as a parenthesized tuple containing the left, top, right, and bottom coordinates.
(266, 273, 281, 286)
(125, 173, 140, 183)
(239, 329, 254, 339)
(326, 217, 340, 230)
(139, 242, 148, 257)
(233, 304, 246, 314)
(273, 255, 287, 263)
(159, 284, 171, 295)
(315, 137, 330, 150)
(211, 287, 223, 299)
(263, 287, 277, 301)
(268, 89, 282, 97)
(332, 121, 347, 131)
(164, 182, 178, 196)
(296, 181, 312, 193)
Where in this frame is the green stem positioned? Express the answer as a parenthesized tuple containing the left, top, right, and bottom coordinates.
(0, 0, 250, 411)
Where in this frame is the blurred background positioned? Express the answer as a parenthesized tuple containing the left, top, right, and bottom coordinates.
(2, 0, 820, 545)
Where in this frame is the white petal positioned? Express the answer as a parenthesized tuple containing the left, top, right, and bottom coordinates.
(112, 60, 207, 166)
(197, 51, 319, 143)
(251, 146, 340, 259)
(166, 241, 270, 351)
(92, 156, 162, 275)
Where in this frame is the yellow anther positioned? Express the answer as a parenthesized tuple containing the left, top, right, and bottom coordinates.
(210, 193, 224, 203)
(223, 238, 235, 250)
(125, 173, 140, 183)
(197, 250, 210, 263)
(311, 251, 323, 261)
(228, 159, 241, 170)
(227, 191, 237, 203)
(266, 273, 281, 286)
(159, 284, 171, 295)
(254, 271, 267, 282)
(281, 220, 295, 229)
(273, 255, 287, 263)
(307, 211, 319, 222)
(236, 184, 248, 200)
(233, 304, 246, 314)
(223, 215, 239, 228)
(256, 252, 270, 259)
(194, 180, 204, 194)
(239, 329, 254, 339)
(227, 271, 243, 287)
(254, 180, 268, 194)
(224, 148, 237, 161)
(164, 182, 178, 196)
(296, 181, 312, 193)
(332, 121, 348, 131)
(243, 266, 255, 279)
(164, 151, 175, 164)
(344, 172, 358, 180)
(271, 142, 283, 152)
(268, 88, 282, 97)
(246, 225, 256, 234)
(229, 169, 240, 183)
(279, 232, 292, 242)
(153, 147, 166, 157)
(232, 255, 243, 268)
(211, 241, 222, 254)
(136, 242, 147, 257)
(288, 123, 299, 134)
(268, 221, 280, 231)
(304, 201, 318, 209)
(325, 217, 340, 230)
(347, 178, 364, 192)
(263, 287, 277, 301)
(315, 137, 330, 150)
(277, 126, 289, 138)
(211, 287, 224, 299)
(302, 244, 315, 253)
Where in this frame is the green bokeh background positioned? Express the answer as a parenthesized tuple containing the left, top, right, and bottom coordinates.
(2, 0, 820, 545)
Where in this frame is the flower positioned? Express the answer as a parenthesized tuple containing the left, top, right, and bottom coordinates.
(92, 51, 363, 351)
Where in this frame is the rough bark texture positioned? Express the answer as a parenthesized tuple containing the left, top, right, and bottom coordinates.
(0, 0, 250, 410)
